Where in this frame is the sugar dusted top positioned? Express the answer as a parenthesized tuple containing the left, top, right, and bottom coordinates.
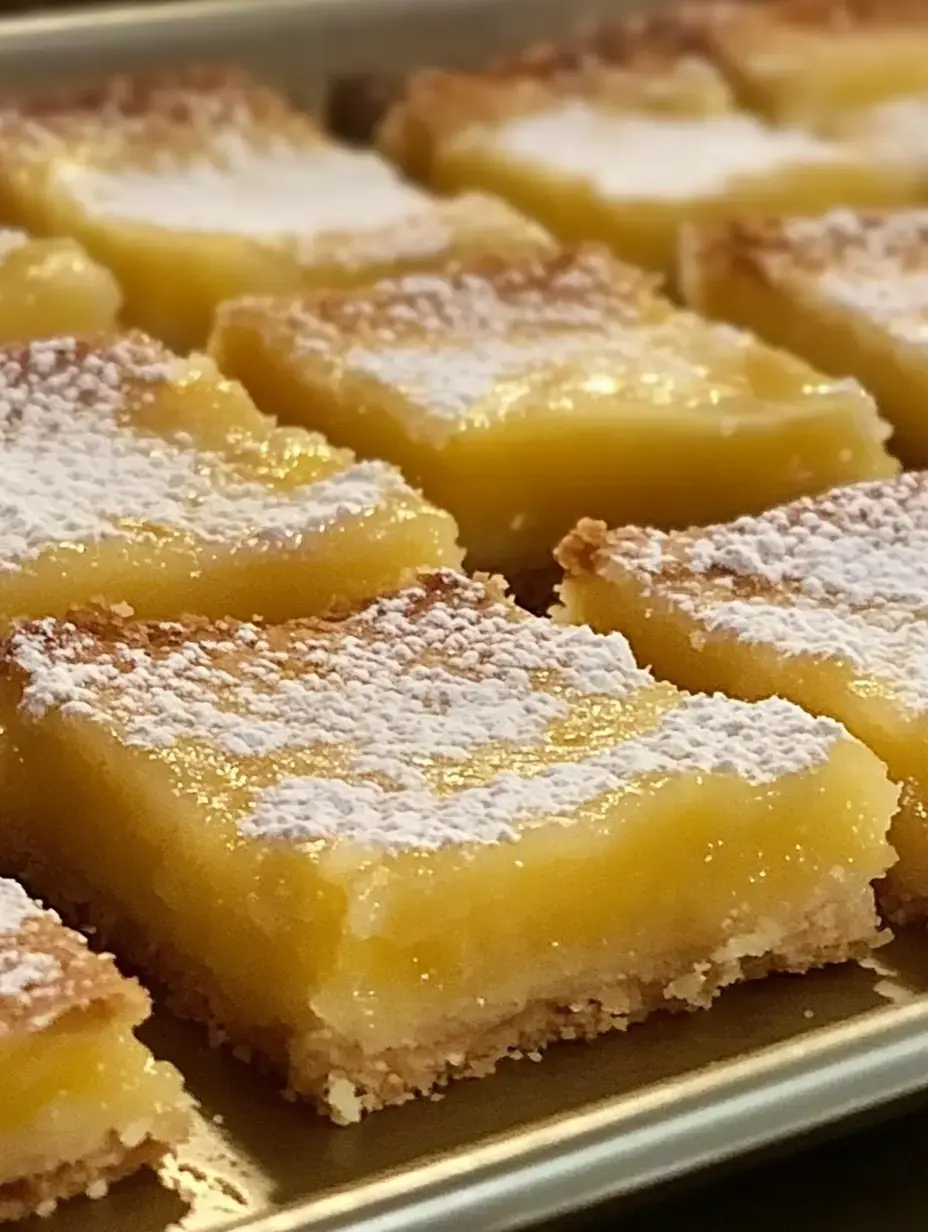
(221, 244, 867, 436)
(380, 16, 732, 163)
(0, 334, 408, 574)
(489, 104, 844, 202)
(6, 572, 849, 853)
(0, 65, 460, 253)
(0, 229, 29, 263)
(0, 877, 141, 1038)
(569, 471, 928, 712)
(740, 209, 928, 348)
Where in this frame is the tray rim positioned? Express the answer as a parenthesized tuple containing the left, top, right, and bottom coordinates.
(3, 3, 928, 1231)
(232, 995, 928, 1232)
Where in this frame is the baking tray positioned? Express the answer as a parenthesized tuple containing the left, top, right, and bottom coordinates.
(5, 1, 928, 1229)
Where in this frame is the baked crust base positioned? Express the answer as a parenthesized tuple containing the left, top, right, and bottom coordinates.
(12, 850, 883, 1125)
(0, 1133, 168, 1224)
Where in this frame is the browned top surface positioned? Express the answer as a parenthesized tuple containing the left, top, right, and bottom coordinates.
(0, 878, 147, 1042)
(218, 245, 666, 350)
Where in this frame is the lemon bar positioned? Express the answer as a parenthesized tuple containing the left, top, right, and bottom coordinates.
(379, 26, 920, 276)
(0, 229, 120, 341)
(0, 67, 549, 350)
(0, 878, 189, 1222)
(703, 0, 928, 124)
(557, 473, 928, 920)
(0, 572, 897, 1123)
(681, 209, 928, 464)
(210, 245, 896, 575)
(0, 332, 459, 626)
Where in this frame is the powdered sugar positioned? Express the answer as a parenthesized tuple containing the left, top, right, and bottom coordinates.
(272, 246, 840, 429)
(0, 879, 60, 1003)
(10, 573, 847, 852)
(57, 136, 432, 247)
(243, 693, 844, 849)
(758, 209, 928, 348)
(0, 229, 28, 262)
(0, 878, 43, 938)
(840, 94, 928, 168)
(0, 335, 402, 572)
(489, 101, 843, 201)
(600, 472, 928, 712)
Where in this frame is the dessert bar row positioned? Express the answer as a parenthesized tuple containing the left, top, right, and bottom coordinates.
(7, 0, 928, 1219)
(3, 0, 928, 357)
(0, 324, 925, 1218)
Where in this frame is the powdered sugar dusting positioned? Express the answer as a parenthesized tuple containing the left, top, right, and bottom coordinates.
(0, 229, 28, 262)
(840, 94, 928, 169)
(268, 248, 858, 428)
(489, 101, 844, 201)
(0, 335, 402, 572)
(9, 573, 846, 851)
(771, 209, 928, 348)
(601, 472, 928, 712)
(243, 694, 844, 849)
(13, 574, 648, 782)
(0, 879, 60, 1002)
(58, 136, 433, 248)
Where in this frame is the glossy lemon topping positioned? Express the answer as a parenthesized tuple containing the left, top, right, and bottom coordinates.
(8, 572, 852, 855)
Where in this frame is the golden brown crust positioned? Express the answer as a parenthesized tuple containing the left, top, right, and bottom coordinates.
(554, 518, 615, 578)
(0, 63, 291, 126)
(0, 1131, 168, 1224)
(0, 890, 148, 1042)
(484, 6, 733, 80)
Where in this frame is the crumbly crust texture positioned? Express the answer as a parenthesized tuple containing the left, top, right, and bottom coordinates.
(0, 1132, 168, 1224)
(17, 857, 880, 1124)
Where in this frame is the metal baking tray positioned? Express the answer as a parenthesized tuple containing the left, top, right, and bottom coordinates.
(5, 1, 928, 1229)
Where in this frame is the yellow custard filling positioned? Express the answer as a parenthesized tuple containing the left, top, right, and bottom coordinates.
(0, 1020, 187, 1180)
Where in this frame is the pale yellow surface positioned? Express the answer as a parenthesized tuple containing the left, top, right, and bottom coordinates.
(680, 217, 928, 465)
(210, 249, 896, 574)
(707, 4, 928, 123)
(381, 58, 921, 277)
(0, 339, 461, 625)
(0, 1022, 188, 1182)
(0, 71, 549, 351)
(0, 234, 120, 341)
(558, 562, 927, 918)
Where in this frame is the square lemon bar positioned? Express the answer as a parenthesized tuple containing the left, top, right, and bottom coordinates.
(379, 21, 920, 276)
(557, 473, 928, 921)
(210, 245, 896, 575)
(681, 209, 928, 464)
(0, 333, 459, 626)
(0, 66, 549, 350)
(0, 572, 898, 1122)
(702, 0, 928, 124)
(0, 877, 189, 1222)
(0, 229, 120, 341)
